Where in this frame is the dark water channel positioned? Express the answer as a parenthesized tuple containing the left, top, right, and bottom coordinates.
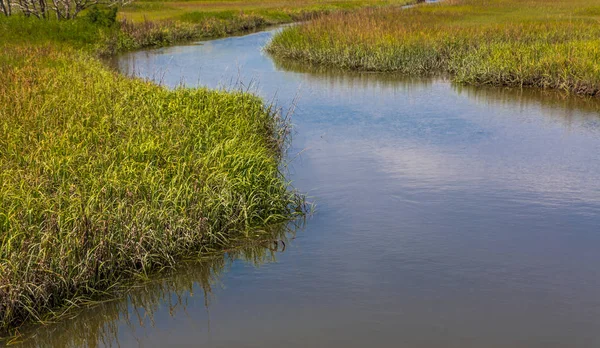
(20, 28, 600, 347)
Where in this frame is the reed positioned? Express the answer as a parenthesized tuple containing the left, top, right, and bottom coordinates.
(0, 42, 305, 334)
(267, 0, 600, 96)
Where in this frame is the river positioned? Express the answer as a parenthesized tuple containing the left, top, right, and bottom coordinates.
(18, 27, 600, 347)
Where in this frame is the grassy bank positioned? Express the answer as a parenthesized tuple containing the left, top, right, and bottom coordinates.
(119, 0, 413, 23)
(0, 11, 270, 56)
(115, 0, 414, 52)
(0, 16, 306, 335)
(1, 0, 414, 55)
(267, 0, 600, 96)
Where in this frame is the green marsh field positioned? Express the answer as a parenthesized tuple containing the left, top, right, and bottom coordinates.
(268, 0, 600, 96)
(3, 0, 600, 342)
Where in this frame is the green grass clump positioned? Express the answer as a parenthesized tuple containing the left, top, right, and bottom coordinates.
(0, 43, 304, 334)
(267, 0, 600, 96)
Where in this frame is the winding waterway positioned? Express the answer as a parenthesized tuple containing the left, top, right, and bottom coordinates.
(20, 28, 600, 347)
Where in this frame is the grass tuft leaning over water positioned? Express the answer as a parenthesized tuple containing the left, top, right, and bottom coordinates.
(267, 0, 600, 96)
(0, 43, 306, 335)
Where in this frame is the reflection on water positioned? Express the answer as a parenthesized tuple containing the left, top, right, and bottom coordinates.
(16, 226, 295, 347)
(276, 55, 600, 132)
(271, 56, 437, 90)
(455, 84, 600, 133)
(18, 28, 600, 347)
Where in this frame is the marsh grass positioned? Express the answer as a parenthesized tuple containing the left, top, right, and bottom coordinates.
(267, 0, 600, 96)
(0, 9, 362, 57)
(111, 0, 416, 52)
(1, 0, 415, 55)
(115, 14, 275, 51)
(0, 14, 280, 55)
(8, 222, 298, 346)
(0, 43, 306, 335)
(118, 0, 415, 23)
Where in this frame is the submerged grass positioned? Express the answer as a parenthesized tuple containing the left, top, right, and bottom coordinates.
(267, 0, 600, 96)
(0, 41, 305, 335)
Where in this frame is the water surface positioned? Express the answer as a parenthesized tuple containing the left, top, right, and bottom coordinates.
(22, 28, 600, 347)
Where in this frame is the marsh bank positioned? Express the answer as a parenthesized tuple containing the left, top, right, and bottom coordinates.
(14, 27, 600, 347)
